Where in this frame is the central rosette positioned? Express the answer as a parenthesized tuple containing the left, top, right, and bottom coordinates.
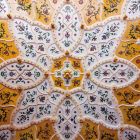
(51, 53, 84, 90)
(63, 70, 72, 80)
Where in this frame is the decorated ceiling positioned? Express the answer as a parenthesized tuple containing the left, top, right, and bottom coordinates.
(0, 0, 140, 140)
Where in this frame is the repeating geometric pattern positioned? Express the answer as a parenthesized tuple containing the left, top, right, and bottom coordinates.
(0, 0, 140, 140)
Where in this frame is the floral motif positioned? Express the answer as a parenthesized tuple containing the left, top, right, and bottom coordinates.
(120, 128, 140, 140)
(36, 120, 55, 140)
(54, 4, 82, 51)
(80, 120, 98, 140)
(51, 56, 84, 90)
(36, 0, 52, 24)
(0, 0, 139, 140)
(17, 0, 32, 14)
(84, 0, 100, 25)
(0, 88, 19, 105)
(55, 98, 81, 140)
(120, 106, 140, 128)
(103, 0, 123, 19)
(125, 0, 140, 19)
(91, 58, 139, 87)
(0, 0, 9, 19)
(0, 130, 11, 140)
(0, 107, 14, 125)
(0, 59, 45, 89)
(0, 22, 6, 38)
(0, 41, 19, 61)
(114, 87, 140, 105)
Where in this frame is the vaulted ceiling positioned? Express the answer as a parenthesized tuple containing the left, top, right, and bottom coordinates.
(0, 0, 140, 140)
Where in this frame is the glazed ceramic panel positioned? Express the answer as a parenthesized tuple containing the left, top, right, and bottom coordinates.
(0, 0, 140, 140)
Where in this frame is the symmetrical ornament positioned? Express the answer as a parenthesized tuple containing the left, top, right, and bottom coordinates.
(51, 55, 84, 90)
(54, 3, 82, 51)
(0, 0, 140, 140)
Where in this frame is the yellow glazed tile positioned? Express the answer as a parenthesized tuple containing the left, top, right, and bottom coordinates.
(115, 41, 140, 60)
(0, 40, 19, 61)
(75, 135, 83, 140)
(51, 56, 84, 90)
(35, 0, 53, 25)
(68, 75, 83, 90)
(99, 124, 119, 140)
(131, 79, 140, 92)
(51, 135, 59, 140)
(0, 21, 13, 40)
(82, 0, 100, 26)
(0, 84, 4, 90)
(122, 20, 140, 40)
(131, 56, 140, 69)
(120, 106, 140, 129)
(9, 1, 35, 21)
(16, 0, 32, 14)
(0, 86, 20, 106)
(36, 120, 56, 140)
(15, 125, 36, 140)
(0, 59, 3, 64)
(0, 106, 14, 125)
(102, 0, 124, 20)
(51, 76, 67, 90)
(80, 119, 98, 140)
(51, 57, 66, 73)
(114, 87, 140, 105)
(68, 57, 84, 73)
